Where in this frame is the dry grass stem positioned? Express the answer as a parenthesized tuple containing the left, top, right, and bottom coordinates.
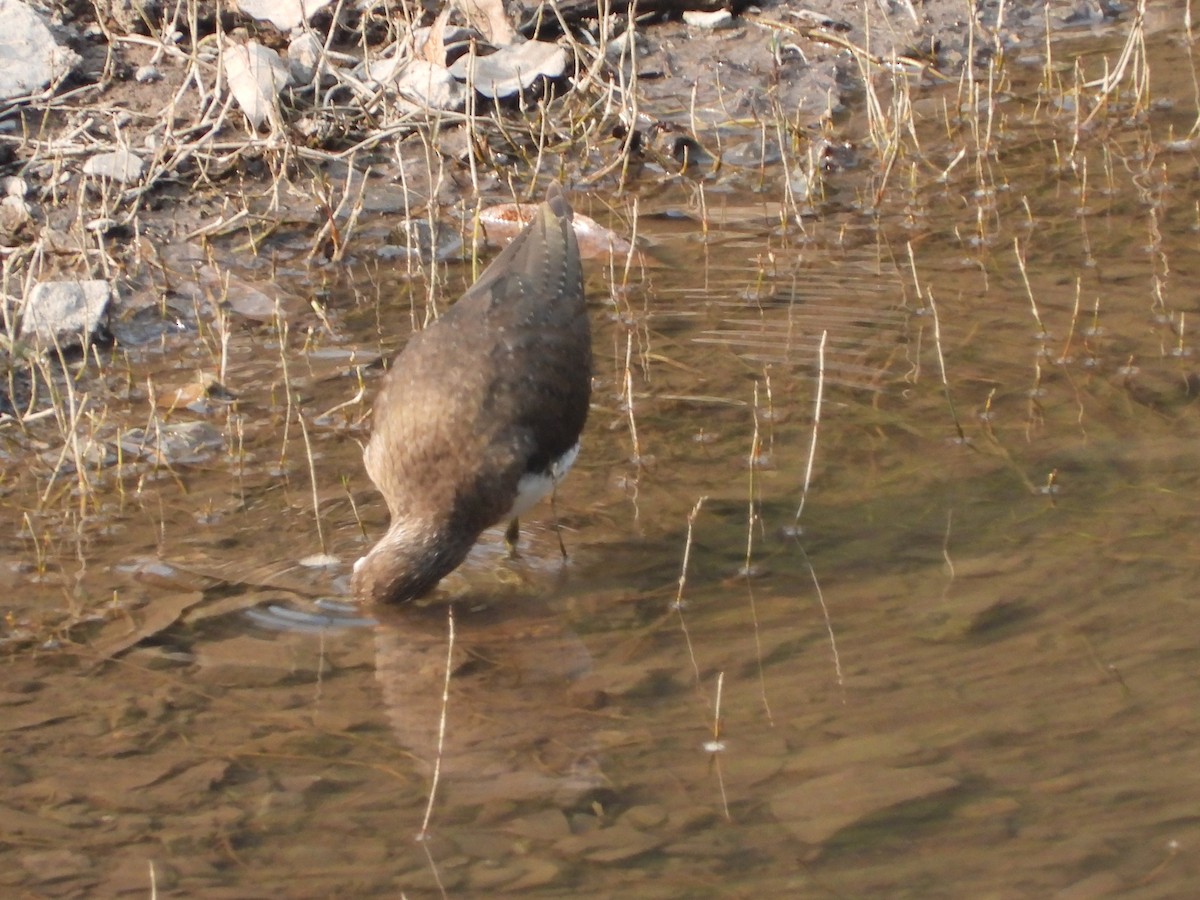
(741, 383, 773, 724)
(744, 383, 762, 572)
(802, 542, 843, 693)
(1083, 0, 1149, 126)
(926, 291, 966, 444)
(297, 412, 326, 555)
(940, 509, 956, 600)
(793, 329, 826, 527)
(621, 330, 642, 464)
(706, 670, 732, 822)
(673, 496, 707, 685)
(418, 606, 455, 844)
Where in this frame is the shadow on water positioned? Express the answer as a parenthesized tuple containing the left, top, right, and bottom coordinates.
(6, 23, 1200, 900)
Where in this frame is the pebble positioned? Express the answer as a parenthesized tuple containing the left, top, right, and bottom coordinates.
(620, 803, 668, 829)
(770, 765, 960, 847)
(82, 148, 145, 183)
(504, 857, 562, 891)
(19, 849, 92, 884)
(683, 9, 735, 29)
(554, 823, 665, 863)
(504, 809, 571, 841)
(118, 421, 226, 465)
(85, 216, 118, 233)
(0, 194, 32, 237)
(604, 29, 646, 62)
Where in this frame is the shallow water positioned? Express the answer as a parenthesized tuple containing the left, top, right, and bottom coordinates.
(5, 20, 1200, 899)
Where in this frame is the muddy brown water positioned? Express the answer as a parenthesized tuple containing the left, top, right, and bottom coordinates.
(5, 26, 1200, 900)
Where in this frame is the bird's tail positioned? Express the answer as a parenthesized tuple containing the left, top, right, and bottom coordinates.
(545, 180, 574, 223)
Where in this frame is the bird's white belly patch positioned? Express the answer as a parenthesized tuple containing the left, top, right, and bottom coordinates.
(509, 441, 580, 519)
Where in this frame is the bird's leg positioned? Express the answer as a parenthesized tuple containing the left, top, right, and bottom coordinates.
(550, 488, 568, 559)
(504, 517, 521, 557)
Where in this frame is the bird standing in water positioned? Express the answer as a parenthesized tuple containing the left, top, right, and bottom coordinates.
(352, 183, 591, 605)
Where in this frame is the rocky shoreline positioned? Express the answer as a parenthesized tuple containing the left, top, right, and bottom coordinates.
(0, 0, 1145, 414)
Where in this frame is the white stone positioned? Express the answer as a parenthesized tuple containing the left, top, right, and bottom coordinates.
(287, 31, 323, 85)
(83, 149, 145, 183)
(85, 217, 118, 234)
(235, 0, 333, 30)
(396, 59, 464, 112)
(223, 40, 291, 129)
(0, 0, 79, 101)
(449, 40, 567, 99)
(356, 50, 406, 87)
(682, 9, 735, 29)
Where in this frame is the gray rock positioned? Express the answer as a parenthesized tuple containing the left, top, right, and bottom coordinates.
(604, 29, 647, 64)
(286, 31, 323, 85)
(19, 280, 113, 349)
(40, 438, 115, 474)
(770, 765, 959, 848)
(82, 149, 146, 184)
(0, 0, 79, 102)
(0, 193, 33, 241)
(119, 421, 225, 465)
